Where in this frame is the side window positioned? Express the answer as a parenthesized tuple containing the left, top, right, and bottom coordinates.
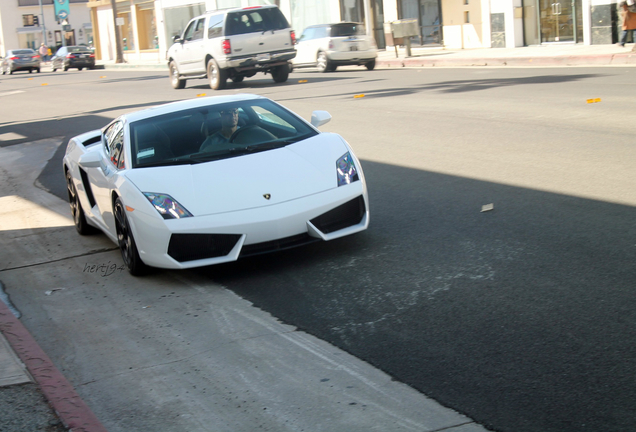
(192, 19, 205, 40)
(104, 121, 125, 170)
(183, 18, 204, 41)
(207, 15, 224, 38)
(300, 28, 314, 41)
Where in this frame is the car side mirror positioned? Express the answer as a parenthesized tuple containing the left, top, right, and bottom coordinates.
(311, 110, 331, 128)
(173, 35, 182, 44)
(78, 151, 102, 168)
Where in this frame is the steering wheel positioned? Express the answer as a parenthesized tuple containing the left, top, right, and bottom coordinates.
(229, 125, 277, 144)
(228, 125, 258, 143)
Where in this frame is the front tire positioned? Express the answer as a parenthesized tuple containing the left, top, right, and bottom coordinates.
(66, 170, 94, 235)
(208, 59, 227, 90)
(271, 64, 289, 83)
(366, 59, 376, 71)
(169, 61, 186, 89)
(114, 197, 147, 276)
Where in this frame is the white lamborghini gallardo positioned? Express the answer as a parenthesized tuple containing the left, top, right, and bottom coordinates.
(63, 94, 369, 275)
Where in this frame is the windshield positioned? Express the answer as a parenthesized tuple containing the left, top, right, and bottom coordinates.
(13, 49, 35, 55)
(130, 99, 317, 168)
(330, 23, 365, 37)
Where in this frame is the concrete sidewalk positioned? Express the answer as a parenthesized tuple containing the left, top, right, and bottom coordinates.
(95, 42, 636, 70)
(0, 139, 490, 431)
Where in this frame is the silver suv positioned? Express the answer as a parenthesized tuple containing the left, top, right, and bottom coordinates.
(167, 5, 296, 90)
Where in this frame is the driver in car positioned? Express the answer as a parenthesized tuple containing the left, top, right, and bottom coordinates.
(200, 108, 240, 152)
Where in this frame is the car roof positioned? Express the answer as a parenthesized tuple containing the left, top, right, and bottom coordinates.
(123, 94, 267, 123)
(199, 4, 279, 17)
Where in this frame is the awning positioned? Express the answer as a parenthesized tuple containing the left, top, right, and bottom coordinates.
(16, 26, 43, 34)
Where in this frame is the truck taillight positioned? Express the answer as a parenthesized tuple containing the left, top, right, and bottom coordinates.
(290, 30, 296, 45)
(222, 39, 231, 54)
(328, 39, 334, 49)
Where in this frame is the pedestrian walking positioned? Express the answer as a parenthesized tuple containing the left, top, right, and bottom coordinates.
(618, 1, 636, 47)
(39, 43, 48, 61)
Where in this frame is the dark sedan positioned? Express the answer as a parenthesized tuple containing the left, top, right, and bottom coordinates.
(1, 49, 41, 74)
(51, 46, 95, 71)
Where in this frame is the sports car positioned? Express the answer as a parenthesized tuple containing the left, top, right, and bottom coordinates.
(63, 94, 369, 275)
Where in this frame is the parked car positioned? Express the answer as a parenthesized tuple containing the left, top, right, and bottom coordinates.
(63, 94, 369, 275)
(167, 5, 296, 90)
(1, 49, 41, 74)
(51, 46, 96, 71)
(293, 22, 377, 72)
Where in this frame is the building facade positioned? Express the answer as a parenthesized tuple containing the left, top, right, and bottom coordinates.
(0, 0, 93, 57)
(0, 0, 620, 61)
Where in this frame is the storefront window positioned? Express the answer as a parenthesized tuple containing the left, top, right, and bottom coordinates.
(164, 4, 205, 43)
(291, 0, 332, 34)
(218, 0, 241, 8)
(137, 3, 157, 50)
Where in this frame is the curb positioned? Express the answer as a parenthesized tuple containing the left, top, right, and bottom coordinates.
(379, 53, 636, 67)
(0, 298, 107, 432)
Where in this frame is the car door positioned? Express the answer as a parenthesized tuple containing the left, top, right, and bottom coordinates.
(178, 18, 206, 73)
(87, 120, 125, 237)
(294, 27, 316, 65)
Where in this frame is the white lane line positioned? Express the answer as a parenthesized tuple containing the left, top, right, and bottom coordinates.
(0, 91, 26, 97)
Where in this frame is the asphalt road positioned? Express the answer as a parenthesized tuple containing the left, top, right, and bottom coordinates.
(1, 65, 635, 432)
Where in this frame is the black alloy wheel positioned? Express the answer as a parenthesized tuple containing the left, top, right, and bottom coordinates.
(66, 169, 93, 235)
(114, 197, 147, 276)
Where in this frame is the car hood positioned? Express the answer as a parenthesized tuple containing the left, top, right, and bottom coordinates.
(125, 133, 351, 216)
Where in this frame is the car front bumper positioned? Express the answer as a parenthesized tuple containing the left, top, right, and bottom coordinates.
(129, 182, 369, 269)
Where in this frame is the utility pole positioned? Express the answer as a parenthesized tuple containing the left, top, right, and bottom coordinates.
(110, 0, 124, 63)
(38, 0, 47, 46)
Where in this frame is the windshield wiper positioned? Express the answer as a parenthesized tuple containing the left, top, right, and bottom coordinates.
(138, 158, 194, 168)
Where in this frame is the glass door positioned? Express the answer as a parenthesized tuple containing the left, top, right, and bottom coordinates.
(540, 0, 575, 42)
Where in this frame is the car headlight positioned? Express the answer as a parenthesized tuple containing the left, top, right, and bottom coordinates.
(143, 193, 193, 219)
(336, 152, 359, 186)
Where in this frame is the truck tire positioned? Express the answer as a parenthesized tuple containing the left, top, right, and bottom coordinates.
(208, 59, 227, 90)
(271, 64, 289, 83)
(169, 61, 186, 89)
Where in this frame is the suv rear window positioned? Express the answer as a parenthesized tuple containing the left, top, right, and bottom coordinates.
(225, 7, 290, 36)
(330, 23, 365, 37)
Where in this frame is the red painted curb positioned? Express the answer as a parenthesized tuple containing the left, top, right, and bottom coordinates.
(0, 300, 108, 432)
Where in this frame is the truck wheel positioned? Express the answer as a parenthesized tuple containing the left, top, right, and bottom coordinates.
(208, 59, 227, 90)
(366, 59, 376, 71)
(271, 64, 289, 83)
(169, 61, 186, 89)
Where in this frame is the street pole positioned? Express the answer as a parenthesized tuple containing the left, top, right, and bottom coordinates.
(110, 0, 124, 63)
(38, 0, 47, 46)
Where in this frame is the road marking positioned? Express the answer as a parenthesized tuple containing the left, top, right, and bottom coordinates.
(0, 91, 25, 97)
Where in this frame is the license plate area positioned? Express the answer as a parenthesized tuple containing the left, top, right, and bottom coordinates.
(257, 53, 271, 61)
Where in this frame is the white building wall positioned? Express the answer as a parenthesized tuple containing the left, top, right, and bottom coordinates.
(0, 1, 91, 56)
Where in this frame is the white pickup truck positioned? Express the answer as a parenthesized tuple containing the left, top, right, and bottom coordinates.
(167, 5, 296, 90)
